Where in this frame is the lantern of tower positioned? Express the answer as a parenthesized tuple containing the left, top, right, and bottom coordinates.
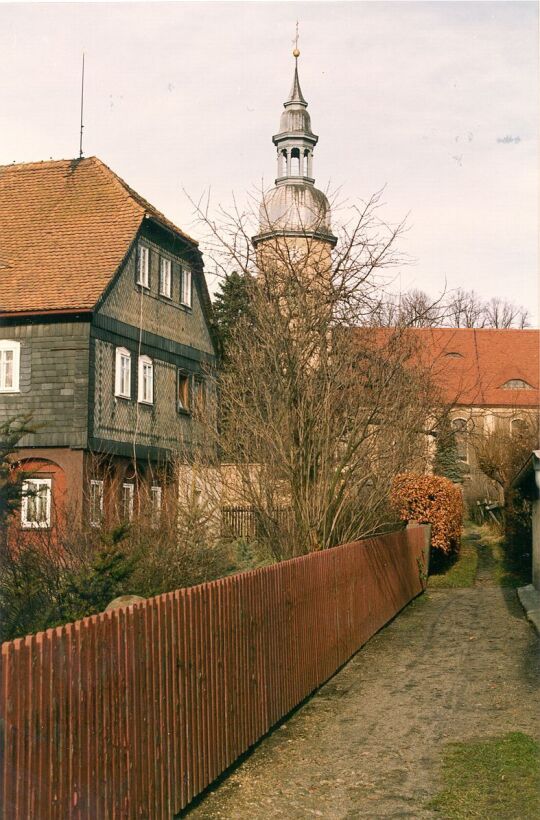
(253, 48, 336, 286)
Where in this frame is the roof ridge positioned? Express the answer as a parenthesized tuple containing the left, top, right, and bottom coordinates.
(0, 157, 86, 171)
(0, 155, 198, 247)
(90, 156, 146, 216)
(90, 157, 198, 247)
(407, 326, 539, 334)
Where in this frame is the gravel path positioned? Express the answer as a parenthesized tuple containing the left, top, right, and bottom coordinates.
(184, 585, 539, 819)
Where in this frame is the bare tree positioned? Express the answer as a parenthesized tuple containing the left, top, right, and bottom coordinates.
(192, 189, 438, 559)
(445, 288, 487, 328)
(368, 286, 531, 330)
(472, 414, 538, 494)
(483, 296, 530, 329)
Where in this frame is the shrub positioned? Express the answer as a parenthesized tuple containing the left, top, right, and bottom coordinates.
(391, 472, 463, 554)
(0, 494, 240, 640)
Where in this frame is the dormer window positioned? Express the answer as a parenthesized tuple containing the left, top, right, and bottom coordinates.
(181, 268, 192, 308)
(159, 257, 172, 298)
(137, 245, 150, 288)
(502, 379, 533, 390)
(444, 352, 464, 359)
(0, 340, 20, 392)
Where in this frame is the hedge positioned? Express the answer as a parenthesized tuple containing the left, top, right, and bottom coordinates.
(391, 472, 463, 554)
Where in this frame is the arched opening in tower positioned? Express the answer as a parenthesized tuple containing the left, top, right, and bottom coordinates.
(290, 148, 301, 176)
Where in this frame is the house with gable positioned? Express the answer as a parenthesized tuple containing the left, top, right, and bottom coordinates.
(0, 156, 216, 536)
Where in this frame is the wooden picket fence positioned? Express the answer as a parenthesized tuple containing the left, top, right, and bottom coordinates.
(220, 505, 292, 539)
(0, 526, 429, 818)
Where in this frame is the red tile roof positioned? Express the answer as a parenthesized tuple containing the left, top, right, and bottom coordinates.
(402, 327, 539, 408)
(0, 157, 197, 314)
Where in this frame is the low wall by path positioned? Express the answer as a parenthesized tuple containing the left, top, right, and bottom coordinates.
(0, 526, 429, 819)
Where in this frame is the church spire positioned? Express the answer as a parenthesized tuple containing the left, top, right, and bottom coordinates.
(272, 45, 318, 184)
(253, 40, 336, 249)
(286, 54, 307, 108)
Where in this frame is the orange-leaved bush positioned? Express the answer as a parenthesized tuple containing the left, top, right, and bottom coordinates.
(391, 472, 463, 554)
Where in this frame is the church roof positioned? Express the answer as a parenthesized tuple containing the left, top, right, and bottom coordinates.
(359, 326, 540, 409)
(0, 156, 197, 315)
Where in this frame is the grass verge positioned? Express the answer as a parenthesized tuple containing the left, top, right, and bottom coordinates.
(428, 534, 478, 589)
(428, 522, 531, 589)
(473, 526, 530, 588)
(428, 732, 540, 819)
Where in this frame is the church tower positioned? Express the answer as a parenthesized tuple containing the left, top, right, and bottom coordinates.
(253, 47, 336, 283)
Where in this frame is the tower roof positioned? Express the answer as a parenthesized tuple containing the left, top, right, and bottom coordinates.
(285, 60, 308, 108)
(274, 53, 317, 143)
(254, 48, 336, 247)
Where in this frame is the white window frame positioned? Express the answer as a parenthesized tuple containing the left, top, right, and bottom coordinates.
(159, 257, 172, 298)
(90, 479, 104, 527)
(137, 245, 150, 288)
(114, 347, 132, 398)
(21, 477, 52, 529)
(138, 355, 154, 404)
(151, 485, 162, 528)
(122, 483, 134, 521)
(180, 267, 192, 308)
(0, 340, 21, 393)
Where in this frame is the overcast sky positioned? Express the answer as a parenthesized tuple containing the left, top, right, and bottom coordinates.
(1, 1, 538, 321)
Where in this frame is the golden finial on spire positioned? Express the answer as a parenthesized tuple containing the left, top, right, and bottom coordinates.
(293, 21, 300, 58)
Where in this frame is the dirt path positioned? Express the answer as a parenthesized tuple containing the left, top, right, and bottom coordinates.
(471, 528, 498, 589)
(184, 585, 539, 818)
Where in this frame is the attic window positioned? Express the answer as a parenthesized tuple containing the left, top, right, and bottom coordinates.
(159, 257, 172, 298)
(444, 352, 464, 359)
(137, 245, 150, 288)
(181, 268, 192, 308)
(502, 379, 533, 390)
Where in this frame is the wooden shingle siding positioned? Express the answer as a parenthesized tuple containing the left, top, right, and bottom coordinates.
(91, 337, 195, 456)
(98, 224, 214, 357)
(0, 320, 90, 448)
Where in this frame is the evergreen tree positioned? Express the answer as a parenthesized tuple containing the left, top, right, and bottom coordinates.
(0, 414, 34, 547)
(433, 416, 463, 484)
(60, 524, 135, 621)
(212, 271, 254, 362)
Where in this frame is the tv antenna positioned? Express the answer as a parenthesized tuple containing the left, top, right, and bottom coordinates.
(79, 52, 85, 158)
